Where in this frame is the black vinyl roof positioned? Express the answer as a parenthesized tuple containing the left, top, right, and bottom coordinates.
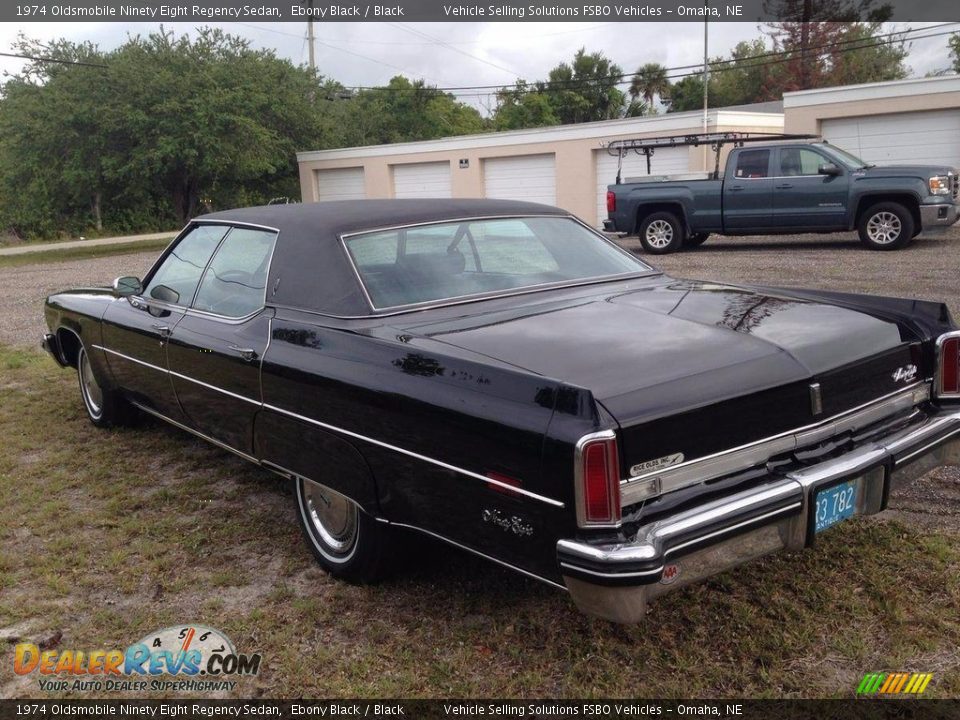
(199, 199, 569, 316)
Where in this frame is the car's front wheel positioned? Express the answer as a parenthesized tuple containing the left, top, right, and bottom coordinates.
(295, 478, 393, 582)
(77, 345, 136, 427)
(638, 211, 684, 254)
(858, 202, 914, 250)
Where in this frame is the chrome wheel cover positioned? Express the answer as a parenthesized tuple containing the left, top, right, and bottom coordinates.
(302, 479, 358, 557)
(645, 219, 674, 249)
(866, 211, 902, 245)
(78, 348, 104, 419)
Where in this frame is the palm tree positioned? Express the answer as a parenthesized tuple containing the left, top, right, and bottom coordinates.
(629, 63, 671, 112)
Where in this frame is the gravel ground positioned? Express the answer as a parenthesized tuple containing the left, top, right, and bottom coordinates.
(3, 228, 958, 530)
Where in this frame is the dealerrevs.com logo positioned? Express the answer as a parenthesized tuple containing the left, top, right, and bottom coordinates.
(14, 625, 261, 693)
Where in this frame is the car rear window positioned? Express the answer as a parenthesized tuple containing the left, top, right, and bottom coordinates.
(342, 216, 652, 311)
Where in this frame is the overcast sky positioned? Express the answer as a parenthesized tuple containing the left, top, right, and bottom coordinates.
(1, 21, 956, 113)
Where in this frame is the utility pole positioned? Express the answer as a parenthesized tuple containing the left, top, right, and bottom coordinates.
(307, 0, 316, 75)
(702, 3, 709, 170)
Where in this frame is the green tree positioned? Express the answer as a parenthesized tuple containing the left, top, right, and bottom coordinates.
(629, 63, 671, 113)
(544, 48, 627, 124)
(492, 81, 559, 130)
(0, 28, 331, 237)
(948, 34, 960, 74)
(327, 76, 486, 147)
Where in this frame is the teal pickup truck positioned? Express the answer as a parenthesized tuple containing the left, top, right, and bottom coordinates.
(604, 140, 959, 254)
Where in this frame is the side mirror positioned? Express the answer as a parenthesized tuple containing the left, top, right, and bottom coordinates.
(112, 276, 142, 297)
(818, 162, 841, 176)
(149, 284, 180, 304)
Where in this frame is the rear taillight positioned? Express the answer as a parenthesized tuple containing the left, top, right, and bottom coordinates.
(938, 333, 960, 397)
(575, 431, 621, 527)
(606, 191, 616, 214)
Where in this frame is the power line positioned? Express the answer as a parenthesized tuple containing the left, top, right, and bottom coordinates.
(0, 51, 108, 69)
(387, 22, 520, 78)
(345, 23, 959, 98)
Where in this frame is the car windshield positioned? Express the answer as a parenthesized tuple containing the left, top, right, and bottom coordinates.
(343, 216, 653, 310)
(822, 144, 873, 169)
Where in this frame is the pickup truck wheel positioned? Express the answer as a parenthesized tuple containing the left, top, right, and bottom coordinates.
(77, 345, 136, 428)
(686, 232, 710, 248)
(858, 203, 914, 250)
(639, 212, 684, 254)
(296, 478, 393, 582)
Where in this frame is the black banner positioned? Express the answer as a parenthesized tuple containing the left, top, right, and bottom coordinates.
(3, 0, 959, 23)
(1, 700, 959, 720)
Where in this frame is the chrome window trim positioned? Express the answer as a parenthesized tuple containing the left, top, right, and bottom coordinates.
(620, 382, 931, 506)
(137, 220, 280, 323)
(338, 214, 657, 315)
(573, 429, 621, 529)
(261, 401, 564, 508)
(935, 330, 960, 399)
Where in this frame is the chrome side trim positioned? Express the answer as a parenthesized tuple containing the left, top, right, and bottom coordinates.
(261, 402, 565, 508)
(95, 345, 563, 507)
(620, 383, 930, 506)
(389, 521, 567, 591)
(169, 370, 261, 406)
(130, 401, 258, 464)
(93, 345, 166, 374)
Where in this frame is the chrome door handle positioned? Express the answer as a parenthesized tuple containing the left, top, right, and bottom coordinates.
(151, 324, 171, 337)
(775, 183, 794, 189)
(229, 345, 258, 362)
(728, 186, 744, 192)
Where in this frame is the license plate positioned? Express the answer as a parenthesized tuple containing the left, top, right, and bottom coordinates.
(814, 479, 858, 533)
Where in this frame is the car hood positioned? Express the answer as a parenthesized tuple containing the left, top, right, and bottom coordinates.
(858, 164, 957, 179)
(399, 278, 909, 424)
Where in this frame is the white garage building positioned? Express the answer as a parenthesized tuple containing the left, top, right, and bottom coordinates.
(297, 108, 785, 227)
(297, 75, 960, 228)
(783, 76, 960, 168)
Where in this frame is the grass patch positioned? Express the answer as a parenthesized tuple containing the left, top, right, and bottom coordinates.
(0, 343, 958, 699)
(0, 239, 172, 269)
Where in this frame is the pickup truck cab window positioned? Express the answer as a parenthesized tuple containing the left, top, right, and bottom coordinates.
(734, 150, 770, 179)
(192, 226, 277, 318)
(343, 215, 650, 310)
(779, 148, 828, 176)
(144, 225, 229, 306)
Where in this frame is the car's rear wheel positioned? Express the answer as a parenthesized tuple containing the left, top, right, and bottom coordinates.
(295, 477, 393, 582)
(858, 202, 914, 250)
(77, 345, 135, 427)
(639, 212, 684, 254)
(686, 232, 710, 248)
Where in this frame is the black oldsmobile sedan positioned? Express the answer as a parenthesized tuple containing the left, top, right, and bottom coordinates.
(43, 200, 960, 623)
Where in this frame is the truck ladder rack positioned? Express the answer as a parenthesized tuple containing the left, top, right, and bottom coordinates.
(605, 132, 819, 181)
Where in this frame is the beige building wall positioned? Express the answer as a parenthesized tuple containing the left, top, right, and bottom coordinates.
(783, 76, 960, 136)
(298, 111, 784, 226)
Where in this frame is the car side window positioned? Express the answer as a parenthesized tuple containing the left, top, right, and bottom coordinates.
(779, 148, 825, 176)
(192, 227, 277, 318)
(734, 150, 770, 179)
(144, 225, 229, 306)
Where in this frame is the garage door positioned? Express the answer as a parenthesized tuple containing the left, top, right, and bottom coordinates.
(595, 146, 689, 227)
(314, 167, 366, 201)
(393, 161, 452, 199)
(483, 155, 556, 205)
(822, 110, 960, 167)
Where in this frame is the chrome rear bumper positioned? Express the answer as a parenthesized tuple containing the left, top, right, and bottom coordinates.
(558, 406, 960, 623)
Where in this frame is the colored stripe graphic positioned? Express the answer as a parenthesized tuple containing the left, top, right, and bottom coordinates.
(857, 672, 933, 695)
